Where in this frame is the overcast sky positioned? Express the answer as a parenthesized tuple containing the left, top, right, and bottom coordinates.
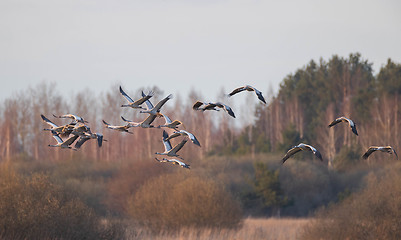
(1, 0, 401, 103)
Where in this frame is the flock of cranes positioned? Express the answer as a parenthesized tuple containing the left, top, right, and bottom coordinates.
(41, 85, 265, 169)
(41, 85, 398, 169)
(41, 114, 106, 150)
(281, 116, 398, 164)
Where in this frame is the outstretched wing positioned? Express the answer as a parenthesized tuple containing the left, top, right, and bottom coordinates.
(162, 114, 172, 124)
(362, 147, 377, 159)
(135, 91, 153, 105)
(216, 102, 236, 118)
(171, 159, 190, 169)
(181, 130, 201, 147)
(224, 105, 236, 118)
(41, 114, 59, 128)
(350, 124, 358, 136)
(165, 131, 182, 141)
(347, 118, 358, 136)
(142, 114, 157, 126)
(228, 86, 246, 96)
(307, 145, 323, 161)
(329, 118, 342, 127)
(282, 146, 302, 164)
(246, 86, 266, 104)
(96, 134, 104, 147)
(153, 94, 173, 112)
(63, 135, 79, 146)
(162, 130, 172, 151)
(203, 103, 218, 111)
(392, 147, 398, 160)
(102, 120, 110, 126)
(170, 120, 182, 127)
(170, 139, 188, 154)
(142, 91, 154, 110)
(121, 116, 134, 124)
(328, 117, 345, 127)
(253, 88, 266, 104)
(75, 137, 91, 149)
(193, 101, 204, 110)
(119, 86, 135, 103)
(57, 114, 86, 123)
(51, 131, 64, 144)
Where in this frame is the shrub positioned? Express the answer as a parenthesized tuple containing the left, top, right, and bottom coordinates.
(105, 160, 166, 215)
(0, 165, 122, 239)
(301, 164, 401, 240)
(127, 172, 243, 232)
(279, 160, 336, 216)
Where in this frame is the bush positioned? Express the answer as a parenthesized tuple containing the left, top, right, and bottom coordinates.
(301, 163, 401, 240)
(127, 173, 243, 232)
(279, 160, 336, 216)
(105, 160, 166, 215)
(0, 165, 122, 239)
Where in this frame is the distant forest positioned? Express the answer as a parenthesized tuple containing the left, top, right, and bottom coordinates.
(1, 53, 400, 169)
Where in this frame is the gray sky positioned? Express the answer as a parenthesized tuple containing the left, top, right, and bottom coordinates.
(1, 0, 401, 103)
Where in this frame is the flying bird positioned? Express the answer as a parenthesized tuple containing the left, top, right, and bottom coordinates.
(74, 133, 106, 149)
(48, 131, 79, 150)
(70, 122, 92, 137)
(119, 86, 153, 109)
(120, 115, 157, 128)
(362, 146, 398, 160)
(41, 114, 73, 137)
(157, 114, 183, 129)
(282, 143, 323, 164)
(102, 120, 133, 134)
(155, 130, 187, 159)
(53, 114, 88, 124)
(140, 94, 173, 116)
(165, 130, 201, 147)
(40, 114, 74, 138)
(328, 116, 358, 136)
(228, 85, 266, 104)
(193, 101, 235, 118)
(154, 157, 190, 169)
(193, 101, 219, 111)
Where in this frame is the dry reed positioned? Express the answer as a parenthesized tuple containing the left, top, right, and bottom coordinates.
(126, 217, 310, 240)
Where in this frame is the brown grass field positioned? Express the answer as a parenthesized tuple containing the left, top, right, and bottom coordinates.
(126, 217, 310, 240)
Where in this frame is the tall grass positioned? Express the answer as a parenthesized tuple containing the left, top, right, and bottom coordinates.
(126, 217, 309, 240)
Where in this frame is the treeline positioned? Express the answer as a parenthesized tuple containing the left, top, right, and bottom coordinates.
(218, 53, 401, 169)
